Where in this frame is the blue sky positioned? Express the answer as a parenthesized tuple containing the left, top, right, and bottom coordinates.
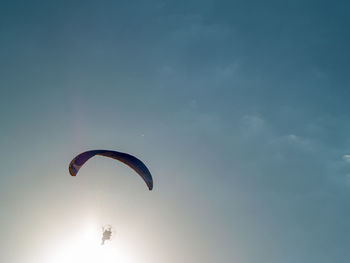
(1, 1, 350, 262)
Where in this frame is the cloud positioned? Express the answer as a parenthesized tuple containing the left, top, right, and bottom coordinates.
(283, 134, 313, 151)
(343, 155, 350, 162)
(242, 115, 265, 131)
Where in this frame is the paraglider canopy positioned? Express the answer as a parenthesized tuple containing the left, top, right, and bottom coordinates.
(69, 150, 153, 190)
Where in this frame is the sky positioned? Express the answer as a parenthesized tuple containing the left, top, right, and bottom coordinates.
(1, 0, 350, 262)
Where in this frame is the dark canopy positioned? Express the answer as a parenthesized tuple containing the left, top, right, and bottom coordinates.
(69, 150, 153, 190)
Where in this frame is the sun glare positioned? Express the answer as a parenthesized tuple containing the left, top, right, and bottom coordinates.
(40, 221, 141, 263)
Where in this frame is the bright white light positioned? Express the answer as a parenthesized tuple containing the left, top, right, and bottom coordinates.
(39, 221, 142, 263)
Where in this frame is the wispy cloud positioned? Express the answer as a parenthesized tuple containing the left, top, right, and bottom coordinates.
(342, 155, 350, 162)
(242, 115, 265, 131)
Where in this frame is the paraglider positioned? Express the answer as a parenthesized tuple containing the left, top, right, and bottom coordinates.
(68, 149, 153, 246)
(68, 149, 153, 190)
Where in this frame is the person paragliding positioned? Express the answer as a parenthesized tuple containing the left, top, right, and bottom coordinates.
(68, 149, 153, 246)
(101, 225, 112, 245)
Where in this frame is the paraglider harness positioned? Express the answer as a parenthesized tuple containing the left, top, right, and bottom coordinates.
(101, 225, 112, 245)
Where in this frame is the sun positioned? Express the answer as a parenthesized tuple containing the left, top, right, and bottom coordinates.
(39, 221, 140, 263)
